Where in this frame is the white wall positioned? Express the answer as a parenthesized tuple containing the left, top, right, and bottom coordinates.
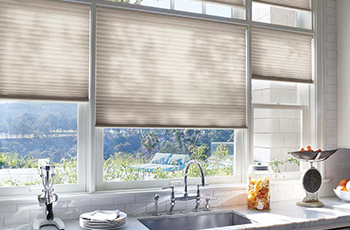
(337, 0, 350, 148)
(324, 0, 350, 189)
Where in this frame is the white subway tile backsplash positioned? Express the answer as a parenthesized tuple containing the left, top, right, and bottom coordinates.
(55, 208, 80, 220)
(114, 195, 135, 205)
(18, 202, 40, 211)
(326, 68, 337, 77)
(325, 24, 335, 33)
(278, 185, 293, 193)
(325, 7, 336, 16)
(325, 41, 336, 51)
(221, 196, 238, 207)
(30, 210, 43, 221)
(325, 16, 336, 25)
(271, 192, 286, 202)
(213, 190, 230, 197)
(146, 202, 166, 213)
(135, 194, 154, 203)
(0, 204, 16, 213)
(102, 204, 125, 212)
(325, 58, 334, 67)
(327, 50, 336, 59)
(91, 196, 114, 206)
(125, 203, 146, 215)
(80, 205, 103, 214)
(4, 210, 30, 225)
(326, 0, 336, 8)
(67, 198, 91, 208)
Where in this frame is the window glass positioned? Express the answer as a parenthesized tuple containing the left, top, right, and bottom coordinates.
(252, 2, 312, 30)
(103, 128, 234, 182)
(0, 101, 78, 187)
(206, 3, 231, 18)
(140, 0, 171, 9)
(253, 108, 301, 173)
(252, 80, 307, 174)
(105, 0, 137, 3)
(252, 80, 309, 106)
(175, 0, 203, 14)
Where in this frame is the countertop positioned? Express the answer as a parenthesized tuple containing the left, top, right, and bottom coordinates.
(4, 197, 350, 230)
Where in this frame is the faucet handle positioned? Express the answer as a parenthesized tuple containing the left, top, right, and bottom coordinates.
(154, 194, 160, 200)
(162, 185, 175, 193)
(204, 198, 211, 211)
(196, 183, 209, 189)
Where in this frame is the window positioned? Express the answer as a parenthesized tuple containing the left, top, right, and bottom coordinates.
(0, 101, 78, 187)
(250, 0, 314, 177)
(252, 81, 309, 174)
(103, 0, 245, 20)
(206, 2, 232, 18)
(252, 2, 312, 29)
(0, 0, 321, 195)
(103, 128, 235, 182)
(175, 0, 203, 13)
(141, 0, 170, 9)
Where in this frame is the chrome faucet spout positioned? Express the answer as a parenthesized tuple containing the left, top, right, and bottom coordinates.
(184, 160, 205, 196)
(163, 160, 207, 214)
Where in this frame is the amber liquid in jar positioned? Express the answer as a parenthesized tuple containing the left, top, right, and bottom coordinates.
(247, 176, 270, 211)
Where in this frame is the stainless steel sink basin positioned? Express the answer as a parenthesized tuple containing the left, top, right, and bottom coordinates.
(138, 211, 252, 230)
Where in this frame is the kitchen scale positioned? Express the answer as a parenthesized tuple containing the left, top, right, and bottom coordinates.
(288, 149, 338, 208)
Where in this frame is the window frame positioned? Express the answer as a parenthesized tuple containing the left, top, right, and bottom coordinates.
(0, 0, 324, 195)
(251, 102, 309, 179)
(95, 128, 243, 190)
(0, 102, 86, 196)
(90, 0, 319, 189)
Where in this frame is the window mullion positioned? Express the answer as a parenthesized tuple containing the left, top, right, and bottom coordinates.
(87, 2, 97, 193)
(243, 0, 253, 183)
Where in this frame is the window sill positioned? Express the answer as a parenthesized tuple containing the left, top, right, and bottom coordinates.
(0, 179, 332, 204)
(0, 183, 246, 204)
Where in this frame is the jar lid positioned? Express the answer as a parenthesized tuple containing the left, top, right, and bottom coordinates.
(249, 162, 269, 171)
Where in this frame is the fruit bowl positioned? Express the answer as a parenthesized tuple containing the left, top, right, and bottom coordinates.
(334, 188, 350, 202)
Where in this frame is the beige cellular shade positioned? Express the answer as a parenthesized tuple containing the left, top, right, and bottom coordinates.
(96, 7, 247, 128)
(252, 27, 313, 83)
(0, 0, 90, 101)
(204, 0, 245, 7)
(253, 0, 311, 11)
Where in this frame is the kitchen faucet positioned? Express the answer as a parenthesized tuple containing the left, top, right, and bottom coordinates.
(162, 160, 207, 214)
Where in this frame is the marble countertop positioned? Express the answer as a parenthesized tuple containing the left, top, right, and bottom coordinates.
(4, 197, 350, 230)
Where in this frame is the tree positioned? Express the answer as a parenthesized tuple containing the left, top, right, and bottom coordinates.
(0, 120, 11, 139)
(45, 114, 59, 134)
(58, 114, 70, 133)
(35, 118, 50, 138)
(17, 113, 37, 138)
(141, 130, 160, 155)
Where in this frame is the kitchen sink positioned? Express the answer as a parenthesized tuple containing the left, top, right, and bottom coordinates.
(138, 211, 252, 230)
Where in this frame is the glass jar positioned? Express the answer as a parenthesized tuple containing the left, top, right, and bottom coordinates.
(247, 163, 271, 211)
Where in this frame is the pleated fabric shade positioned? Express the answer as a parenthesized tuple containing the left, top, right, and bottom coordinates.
(252, 27, 313, 83)
(0, 0, 90, 101)
(253, 0, 311, 11)
(96, 7, 247, 129)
